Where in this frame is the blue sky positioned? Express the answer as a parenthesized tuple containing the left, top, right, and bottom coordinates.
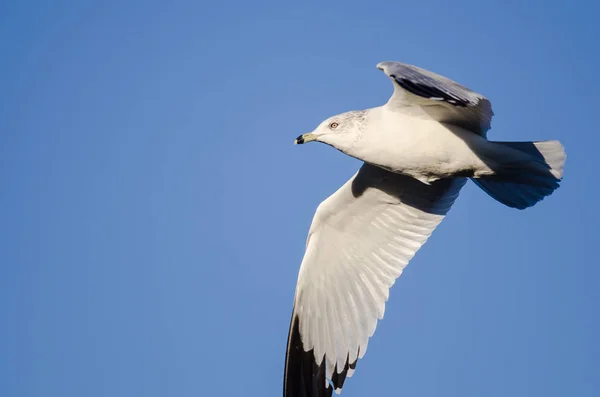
(1, 0, 599, 396)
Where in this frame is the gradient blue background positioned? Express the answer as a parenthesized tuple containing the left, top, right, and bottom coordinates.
(1, 1, 598, 396)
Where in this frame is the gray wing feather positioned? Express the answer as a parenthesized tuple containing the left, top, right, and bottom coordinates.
(377, 61, 494, 136)
(284, 163, 466, 397)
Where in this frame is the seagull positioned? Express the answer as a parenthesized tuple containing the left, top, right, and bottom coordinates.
(283, 61, 566, 397)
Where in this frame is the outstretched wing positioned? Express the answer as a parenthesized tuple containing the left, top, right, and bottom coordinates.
(283, 163, 466, 397)
(377, 61, 494, 136)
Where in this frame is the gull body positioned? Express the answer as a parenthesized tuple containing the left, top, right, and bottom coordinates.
(317, 106, 502, 184)
(284, 61, 566, 397)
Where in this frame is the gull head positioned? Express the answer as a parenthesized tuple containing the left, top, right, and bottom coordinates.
(294, 110, 368, 150)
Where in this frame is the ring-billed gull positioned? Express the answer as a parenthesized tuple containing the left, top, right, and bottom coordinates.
(283, 61, 566, 397)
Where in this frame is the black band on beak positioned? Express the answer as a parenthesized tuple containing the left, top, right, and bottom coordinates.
(295, 135, 305, 144)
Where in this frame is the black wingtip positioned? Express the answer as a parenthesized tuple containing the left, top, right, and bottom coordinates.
(394, 75, 470, 107)
(284, 314, 332, 397)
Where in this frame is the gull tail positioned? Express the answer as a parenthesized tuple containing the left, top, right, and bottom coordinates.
(471, 140, 566, 210)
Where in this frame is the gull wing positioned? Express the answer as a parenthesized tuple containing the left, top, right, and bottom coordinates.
(377, 61, 494, 136)
(283, 163, 466, 396)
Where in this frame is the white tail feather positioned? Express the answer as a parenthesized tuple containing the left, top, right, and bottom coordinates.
(472, 140, 566, 209)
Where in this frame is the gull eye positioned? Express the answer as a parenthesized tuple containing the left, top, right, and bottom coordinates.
(329, 122, 339, 129)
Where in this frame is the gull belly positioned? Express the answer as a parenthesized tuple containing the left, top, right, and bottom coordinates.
(350, 108, 489, 184)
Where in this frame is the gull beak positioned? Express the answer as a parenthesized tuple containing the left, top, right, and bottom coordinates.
(294, 133, 317, 145)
